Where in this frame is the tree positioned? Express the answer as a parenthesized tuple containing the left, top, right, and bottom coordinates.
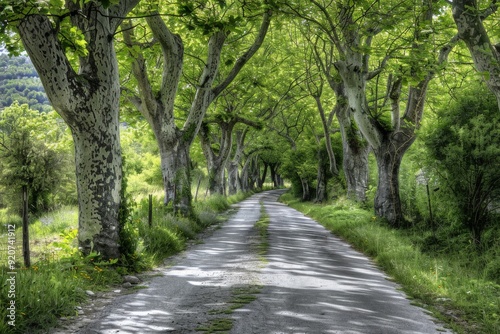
(2, 0, 140, 259)
(425, 84, 500, 246)
(0, 102, 69, 214)
(0, 102, 67, 266)
(199, 90, 262, 195)
(451, 0, 500, 109)
(284, 0, 457, 225)
(121, 1, 271, 216)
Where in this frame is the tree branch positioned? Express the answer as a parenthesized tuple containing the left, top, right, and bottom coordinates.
(211, 9, 272, 99)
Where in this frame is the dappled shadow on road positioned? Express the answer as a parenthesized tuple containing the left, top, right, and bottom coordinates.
(81, 194, 268, 334)
(231, 194, 451, 334)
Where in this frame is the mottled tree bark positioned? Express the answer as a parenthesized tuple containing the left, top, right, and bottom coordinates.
(18, 0, 139, 259)
(331, 82, 369, 203)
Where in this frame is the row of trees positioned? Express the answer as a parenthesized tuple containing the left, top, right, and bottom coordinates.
(1, 0, 499, 259)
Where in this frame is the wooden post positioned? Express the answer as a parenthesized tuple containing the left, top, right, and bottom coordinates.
(148, 194, 153, 228)
(22, 185, 30, 268)
(194, 176, 202, 202)
(426, 183, 435, 236)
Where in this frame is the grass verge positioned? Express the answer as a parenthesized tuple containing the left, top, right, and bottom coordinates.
(280, 193, 500, 334)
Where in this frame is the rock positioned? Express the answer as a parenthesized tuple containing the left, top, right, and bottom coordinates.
(123, 275, 140, 284)
(85, 290, 95, 296)
(114, 290, 121, 293)
(435, 297, 451, 303)
(122, 282, 133, 288)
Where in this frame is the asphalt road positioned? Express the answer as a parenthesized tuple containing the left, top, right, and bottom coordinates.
(80, 190, 451, 334)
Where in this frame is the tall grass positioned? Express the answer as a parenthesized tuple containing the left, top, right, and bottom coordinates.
(0, 254, 122, 333)
(280, 193, 500, 334)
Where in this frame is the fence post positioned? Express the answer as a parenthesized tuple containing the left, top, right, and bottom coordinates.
(22, 185, 30, 268)
(148, 194, 153, 228)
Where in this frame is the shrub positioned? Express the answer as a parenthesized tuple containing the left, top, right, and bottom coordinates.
(424, 84, 500, 247)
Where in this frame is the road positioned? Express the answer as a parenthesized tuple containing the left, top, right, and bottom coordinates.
(79, 190, 451, 334)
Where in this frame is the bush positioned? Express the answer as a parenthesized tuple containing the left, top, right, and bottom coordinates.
(424, 84, 500, 246)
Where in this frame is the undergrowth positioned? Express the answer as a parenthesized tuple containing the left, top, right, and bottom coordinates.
(280, 192, 500, 334)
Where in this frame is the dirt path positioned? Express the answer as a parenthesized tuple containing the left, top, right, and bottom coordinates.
(56, 190, 451, 333)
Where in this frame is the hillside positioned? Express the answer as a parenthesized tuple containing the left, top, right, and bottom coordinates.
(0, 53, 51, 112)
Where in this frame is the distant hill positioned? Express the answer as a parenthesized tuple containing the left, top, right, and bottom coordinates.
(0, 54, 51, 112)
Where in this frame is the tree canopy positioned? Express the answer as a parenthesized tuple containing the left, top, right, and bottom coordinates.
(1, 0, 499, 257)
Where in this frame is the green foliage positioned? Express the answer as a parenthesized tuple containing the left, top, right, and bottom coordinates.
(201, 193, 231, 212)
(280, 141, 318, 199)
(0, 263, 86, 333)
(0, 102, 74, 213)
(254, 201, 269, 257)
(139, 225, 184, 259)
(425, 84, 500, 246)
(118, 156, 139, 265)
(198, 284, 262, 332)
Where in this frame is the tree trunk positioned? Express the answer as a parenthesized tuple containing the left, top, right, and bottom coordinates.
(373, 139, 407, 227)
(240, 158, 251, 192)
(260, 162, 269, 187)
(315, 150, 328, 203)
(227, 161, 241, 195)
(269, 163, 279, 188)
(72, 125, 122, 257)
(199, 122, 232, 196)
(124, 10, 271, 210)
(300, 177, 311, 201)
(252, 156, 262, 189)
(158, 137, 193, 216)
(342, 142, 369, 202)
(17, 3, 136, 259)
(334, 83, 369, 202)
(208, 165, 226, 195)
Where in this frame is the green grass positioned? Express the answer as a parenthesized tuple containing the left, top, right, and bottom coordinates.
(0, 255, 122, 333)
(280, 193, 500, 334)
(196, 317, 233, 333)
(197, 284, 263, 333)
(254, 201, 270, 259)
